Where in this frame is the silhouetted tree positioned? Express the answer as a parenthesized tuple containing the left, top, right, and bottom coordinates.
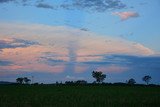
(16, 77, 31, 84)
(23, 77, 31, 84)
(127, 78, 136, 85)
(92, 71, 106, 83)
(56, 81, 59, 85)
(16, 77, 23, 84)
(142, 75, 152, 85)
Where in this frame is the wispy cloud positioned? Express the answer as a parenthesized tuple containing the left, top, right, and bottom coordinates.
(112, 11, 139, 21)
(0, 0, 126, 12)
(36, 3, 54, 9)
(41, 58, 66, 66)
(0, 38, 39, 50)
(0, 0, 14, 3)
(61, 0, 126, 12)
(0, 0, 31, 5)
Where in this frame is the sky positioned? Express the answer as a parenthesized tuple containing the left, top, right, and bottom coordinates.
(0, 0, 160, 84)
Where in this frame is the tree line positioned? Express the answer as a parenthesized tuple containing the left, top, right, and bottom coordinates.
(92, 71, 152, 85)
(16, 71, 152, 85)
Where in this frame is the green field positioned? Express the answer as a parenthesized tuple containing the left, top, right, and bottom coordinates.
(0, 85, 160, 107)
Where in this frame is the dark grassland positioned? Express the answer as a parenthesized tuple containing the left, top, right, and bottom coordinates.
(0, 85, 160, 107)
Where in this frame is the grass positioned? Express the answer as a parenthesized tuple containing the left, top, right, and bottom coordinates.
(0, 85, 160, 107)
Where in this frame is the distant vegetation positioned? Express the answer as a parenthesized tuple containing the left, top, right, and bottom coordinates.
(65, 80, 87, 85)
(13, 72, 154, 86)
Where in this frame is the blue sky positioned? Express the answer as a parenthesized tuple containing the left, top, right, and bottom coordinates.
(0, 0, 160, 84)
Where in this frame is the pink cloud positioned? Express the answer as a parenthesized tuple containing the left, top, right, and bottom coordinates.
(0, 23, 154, 75)
(0, 43, 66, 73)
(112, 11, 139, 21)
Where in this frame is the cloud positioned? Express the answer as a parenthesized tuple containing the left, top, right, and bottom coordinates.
(0, 23, 154, 57)
(0, 70, 20, 77)
(0, 22, 155, 74)
(103, 55, 160, 71)
(81, 54, 160, 73)
(82, 54, 160, 65)
(112, 55, 160, 70)
(61, 0, 126, 12)
(112, 11, 139, 21)
(0, 38, 39, 50)
(36, 3, 54, 9)
(0, 0, 39, 7)
(96, 65, 129, 73)
(65, 75, 84, 80)
(0, 60, 13, 66)
(41, 58, 66, 66)
(0, 0, 14, 3)
(0, 0, 126, 12)
(80, 28, 89, 31)
(0, 0, 31, 5)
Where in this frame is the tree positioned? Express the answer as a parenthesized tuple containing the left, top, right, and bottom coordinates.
(23, 77, 31, 84)
(92, 71, 106, 83)
(127, 78, 136, 85)
(142, 75, 152, 85)
(16, 77, 31, 84)
(16, 77, 23, 84)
